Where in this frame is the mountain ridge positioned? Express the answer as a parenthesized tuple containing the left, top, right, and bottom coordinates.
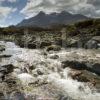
(17, 11, 90, 28)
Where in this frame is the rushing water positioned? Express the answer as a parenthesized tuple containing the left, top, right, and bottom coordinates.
(0, 41, 100, 100)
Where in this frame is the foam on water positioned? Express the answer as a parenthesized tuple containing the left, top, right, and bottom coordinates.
(18, 73, 35, 85)
(47, 68, 100, 100)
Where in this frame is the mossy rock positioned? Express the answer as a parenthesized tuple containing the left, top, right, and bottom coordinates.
(40, 41, 52, 48)
(46, 45, 61, 51)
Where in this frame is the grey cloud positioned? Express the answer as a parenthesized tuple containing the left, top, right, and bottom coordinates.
(21, 0, 100, 18)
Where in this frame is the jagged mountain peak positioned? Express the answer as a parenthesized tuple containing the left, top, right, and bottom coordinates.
(17, 11, 89, 27)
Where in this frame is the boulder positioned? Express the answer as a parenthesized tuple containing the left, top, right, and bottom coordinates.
(27, 43, 37, 49)
(0, 64, 14, 74)
(92, 36, 100, 43)
(68, 70, 83, 81)
(85, 40, 98, 49)
(77, 75, 90, 82)
(62, 60, 86, 70)
(68, 70, 83, 77)
(0, 54, 12, 58)
(0, 92, 5, 100)
(40, 41, 52, 48)
(37, 69, 44, 75)
(46, 45, 61, 52)
(62, 60, 100, 75)
(55, 39, 67, 47)
(0, 45, 5, 52)
(50, 55, 59, 59)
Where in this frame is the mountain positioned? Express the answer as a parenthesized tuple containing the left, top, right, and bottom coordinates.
(17, 11, 89, 28)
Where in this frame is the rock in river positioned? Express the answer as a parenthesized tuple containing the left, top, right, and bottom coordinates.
(0, 45, 5, 52)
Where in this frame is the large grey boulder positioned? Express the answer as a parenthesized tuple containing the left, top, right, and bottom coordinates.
(85, 40, 98, 49)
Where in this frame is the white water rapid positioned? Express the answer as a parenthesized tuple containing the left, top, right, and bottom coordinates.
(0, 41, 100, 100)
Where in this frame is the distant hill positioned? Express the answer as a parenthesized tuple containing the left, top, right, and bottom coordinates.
(17, 11, 89, 28)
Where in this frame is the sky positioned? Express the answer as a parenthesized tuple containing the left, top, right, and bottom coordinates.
(0, 0, 100, 27)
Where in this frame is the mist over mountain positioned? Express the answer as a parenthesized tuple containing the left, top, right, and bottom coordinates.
(17, 11, 89, 27)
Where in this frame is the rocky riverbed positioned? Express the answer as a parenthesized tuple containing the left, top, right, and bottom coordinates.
(0, 41, 100, 100)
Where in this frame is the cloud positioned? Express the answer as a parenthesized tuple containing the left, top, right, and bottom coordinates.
(7, 0, 16, 3)
(0, 0, 17, 20)
(0, 0, 16, 3)
(21, 0, 100, 18)
(0, 7, 13, 19)
(0, 0, 18, 26)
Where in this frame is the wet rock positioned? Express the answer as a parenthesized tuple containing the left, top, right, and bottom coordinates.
(29, 65, 36, 70)
(0, 73, 5, 81)
(92, 36, 100, 43)
(27, 43, 37, 49)
(68, 70, 83, 80)
(0, 92, 5, 100)
(40, 41, 52, 48)
(58, 94, 73, 100)
(62, 60, 100, 75)
(85, 40, 98, 49)
(76, 75, 90, 82)
(67, 39, 79, 48)
(55, 39, 67, 47)
(0, 45, 5, 52)
(0, 54, 12, 58)
(90, 63, 100, 75)
(10, 92, 25, 100)
(32, 68, 48, 77)
(0, 64, 14, 81)
(46, 45, 61, 52)
(0, 73, 23, 100)
(50, 55, 59, 59)
(68, 69, 94, 83)
(1, 64, 14, 74)
(37, 69, 44, 75)
(16, 40, 37, 49)
(62, 60, 86, 70)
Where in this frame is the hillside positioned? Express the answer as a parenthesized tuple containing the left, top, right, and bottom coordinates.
(17, 11, 89, 28)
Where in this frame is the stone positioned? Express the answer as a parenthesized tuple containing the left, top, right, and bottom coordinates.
(0, 45, 5, 52)
(68, 70, 82, 78)
(50, 55, 59, 59)
(37, 68, 44, 75)
(1, 64, 14, 74)
(92, 36, 100, 43)
(46, 45, 61, 52)
(40, 41, 52, 48)
(85, 40, 98, 49)
(0, 54, 12, 58)
(62, 60, 86, 70)
(27, 43, 37, 49)
(68, 69, 90, 82)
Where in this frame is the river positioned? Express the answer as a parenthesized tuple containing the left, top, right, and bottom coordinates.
(0, 41, 100, 100)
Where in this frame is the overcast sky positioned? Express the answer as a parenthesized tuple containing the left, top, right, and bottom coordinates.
(0, 0, 100, 27)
